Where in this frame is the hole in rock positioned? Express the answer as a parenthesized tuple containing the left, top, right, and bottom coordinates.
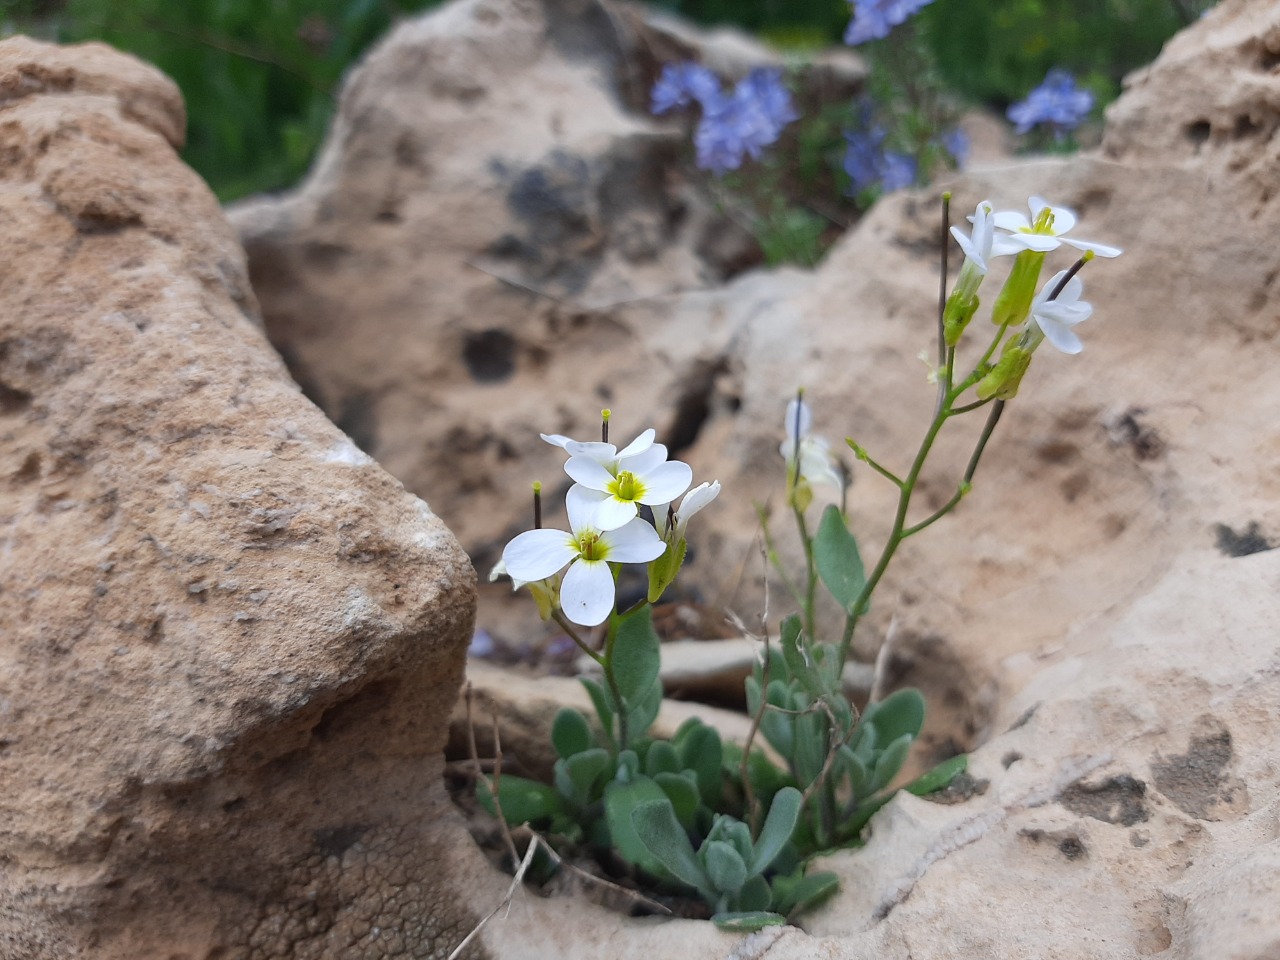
(1213, 521, 1274, 557)
(664, 357, 730, 458)
(463, 329, 518, 383)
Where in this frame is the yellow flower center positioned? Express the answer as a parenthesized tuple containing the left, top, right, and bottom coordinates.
(608, 470, 645, 503)
(576, 530, 606, 561)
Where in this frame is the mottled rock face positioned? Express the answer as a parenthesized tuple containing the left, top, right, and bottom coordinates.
(232, 0, 1280, 956)
(0, 36, 483, 959)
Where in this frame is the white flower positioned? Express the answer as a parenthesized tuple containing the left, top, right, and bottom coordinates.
(950, 200, 997, 274)
(501, 485, 666, 626)
(668, 480, 721, 541)
(563, 430, 693, 531)
(1030, 270, 1093, 355)
(992, 196, 1122, 258)
(780, 398, 843, 489)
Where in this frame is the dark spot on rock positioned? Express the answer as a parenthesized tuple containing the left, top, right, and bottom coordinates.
(1185, 120, 1211, 147)
(1020, 828, 1088, 860)
(335, 391, 378, 455)
(1104, 407, 1165, 460)
(1232, 113, 1264, 139)
(1214, 521, 1274, 557)
(1006, 703, 1039, 732)
(1035, 439, 1077, 464)
(1130, 830, 1150, 847)
(0, 379, 32, 414)
(12, 450, 40, 483)
(664, 357, 729, 457)
(1059, 774, 1150, 826)
(1002, 751, 1023, 768)
(222, 797, 245, 814)
(312, 678, 400, 741)
(302, 241, 348, 268)
(314, 823, 369, 859)
(463, 329, 517, 383)
(1152, 716, 1244, 820)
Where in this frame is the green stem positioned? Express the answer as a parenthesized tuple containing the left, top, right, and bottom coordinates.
(794, 504, 818, 646)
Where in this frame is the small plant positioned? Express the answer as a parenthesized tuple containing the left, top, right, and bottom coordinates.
(482, 193, 1123, 929)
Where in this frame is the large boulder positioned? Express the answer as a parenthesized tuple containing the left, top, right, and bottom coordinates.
(0, 36, 483, 959)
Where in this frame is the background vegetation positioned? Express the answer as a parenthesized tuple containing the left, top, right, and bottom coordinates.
(1, 0, 1210, 201)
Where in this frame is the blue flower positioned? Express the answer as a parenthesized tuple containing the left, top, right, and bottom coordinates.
(651, 62, 722, 115)
(842, 125, 888, 193)
(1007, 69, 1094, 135)
(880, 151, 917, 192)
(940, 126, 970, 167)
(844, 0, 935, 46)
(652, 63, 797, 176)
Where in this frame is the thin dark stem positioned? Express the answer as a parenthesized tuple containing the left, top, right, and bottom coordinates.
(963, 401, 1005, 485)
(935, 193, 951, 418)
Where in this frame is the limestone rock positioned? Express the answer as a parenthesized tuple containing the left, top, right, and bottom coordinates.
(229, 0, 1279, 956)
(0, 36, 482, 959)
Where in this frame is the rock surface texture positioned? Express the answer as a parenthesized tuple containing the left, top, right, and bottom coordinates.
(234, 0, 1280, 956)
(0, 37, 482, 959)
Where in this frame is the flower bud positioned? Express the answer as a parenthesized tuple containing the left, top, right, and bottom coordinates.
(977, 342, 1032, 400)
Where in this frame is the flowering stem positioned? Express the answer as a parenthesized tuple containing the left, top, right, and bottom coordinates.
(933, 193, 951, 417)
(552, 609, 627, 750)
(793, 503, 818, 645)
(849, 442, 904, 489)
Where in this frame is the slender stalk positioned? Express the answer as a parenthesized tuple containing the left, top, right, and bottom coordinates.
(793, 503, 818, 647)
(552, 609, 627, 750)
(934, 193, 951, 417)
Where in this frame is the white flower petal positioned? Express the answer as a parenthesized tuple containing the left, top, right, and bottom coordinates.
(783, 397, 812, 443)
(565, 456, 617, 491)
(560, 559, 615, 626)
(1036, 299, 1092, 327)
(1003, 232, 1061, 253)
(638, 460, 693, 504)
(674, 480, 720, 539)
(1036, 316, 1084, 354)
(566, 484, 608, 533)
(1043, 202, 1077, 236)
(594, 496, 640, 531)
(993, 210, 1032, 233)
(503, 529, 578, 581)
(541, 433, 575, 448)
(622, 442, 668, 474)
(950, 225, 982, 267)
(601, 518, 667, 563)
(615, 429, 657, 460)
(564, 440, 618, 464)
(1061, 237, 1123, 258)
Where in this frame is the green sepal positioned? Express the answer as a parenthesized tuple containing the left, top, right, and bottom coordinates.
(647, 538, 687, 603)
(977, 341, 1031, 400)
(990, 248, 1046, 328)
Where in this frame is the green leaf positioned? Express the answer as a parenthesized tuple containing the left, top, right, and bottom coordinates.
(564, 748, 610, 803)
(771, 871, 840, 917)
(613, 606, 662, 705)
(813, 504, 866, 612)
(792, 709, 826, 785)
(605, 776, 671, 876)
(711, 911, 786, 932)
(644, 740, 680, 777)
(551, 707, 593, 760)
(630, 797, 711, 893)
(736, 874, 773, 912)
(477, 775, 564, 825)
(838, 745, 870, 797)
(749, 786, 802, 876)
(852, 720, 877, 763)
(580, 677, 615, 744)
(702, 840, 748, 897)
(675, 719, 723, 807)
(778, 614, 810, 684)
(905, 754, 968, 796)
(654, 771, 700, 829)
(863, 688, 926, 743)
(626, 677, 663, 747)
(870, 733, 914, 793)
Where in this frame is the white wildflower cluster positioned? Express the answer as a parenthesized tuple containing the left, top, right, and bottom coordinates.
(498, 422, 719, 627)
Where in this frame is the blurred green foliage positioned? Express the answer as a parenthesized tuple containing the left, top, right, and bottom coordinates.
(2, 0, 1212, 201)
(2, 0, 440, 199)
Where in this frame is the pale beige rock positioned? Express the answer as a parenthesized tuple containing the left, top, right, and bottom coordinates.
(226, 0, 1280, 957)
(0, 36, 485, 959)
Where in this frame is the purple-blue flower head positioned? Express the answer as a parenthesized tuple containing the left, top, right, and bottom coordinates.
(651, 61, 723, 115)
(844, 0, 935, 46)
(669, 66, 796, 176)
(1007, 69, 1094, 135)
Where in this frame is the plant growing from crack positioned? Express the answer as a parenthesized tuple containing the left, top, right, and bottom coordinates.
(480, 193, 1122, 930)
